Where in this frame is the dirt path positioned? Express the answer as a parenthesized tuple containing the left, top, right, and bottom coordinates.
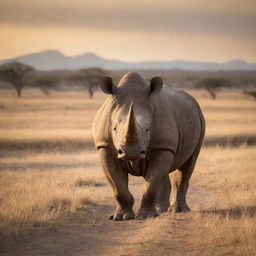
(1, 179, 217, 256)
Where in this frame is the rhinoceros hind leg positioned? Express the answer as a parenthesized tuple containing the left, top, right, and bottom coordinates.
(168, 168, 192, 214)
(168, 199, 191, 213)
(156, 175, 171, 213)
(169, 144, 201, 214)
(109, 209, 135, 221)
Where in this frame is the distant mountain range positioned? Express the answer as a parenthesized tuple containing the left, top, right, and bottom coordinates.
(0, 50, 256, 71)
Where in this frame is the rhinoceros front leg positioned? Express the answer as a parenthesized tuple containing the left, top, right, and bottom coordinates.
(99, 148, 135, 221)
(136, 151, 174, 219)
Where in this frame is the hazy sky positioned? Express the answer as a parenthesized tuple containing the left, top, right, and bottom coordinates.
(0, 0, 256, 62)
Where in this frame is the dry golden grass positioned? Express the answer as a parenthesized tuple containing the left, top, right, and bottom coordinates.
(0, 151, 107, 241)
(0, 88, 255, 254)
(192, 146, 256, 256)
(0, 90, 107, 243)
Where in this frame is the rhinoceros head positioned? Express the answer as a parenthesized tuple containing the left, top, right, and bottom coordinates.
(100, 72, 163, 160)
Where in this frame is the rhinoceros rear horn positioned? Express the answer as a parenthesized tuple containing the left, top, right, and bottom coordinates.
(100, 76, 118, 95)
(149, 76, 163, 95)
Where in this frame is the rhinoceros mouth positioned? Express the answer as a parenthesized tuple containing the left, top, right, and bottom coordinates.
(117, 149, 146, 160)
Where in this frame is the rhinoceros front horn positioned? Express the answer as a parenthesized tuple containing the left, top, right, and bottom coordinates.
(125, 103, 139, 144)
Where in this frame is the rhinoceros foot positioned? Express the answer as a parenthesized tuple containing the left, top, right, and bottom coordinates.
(108, 209, 135, 221)
(168, 203, 191, 214)
(157, 204, 170, 214)
(136, 208, 159, 219)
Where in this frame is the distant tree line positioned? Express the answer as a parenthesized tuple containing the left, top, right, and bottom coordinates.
(193, 77, 256, 100)
(0, 62, 256, 100)
(0, 62, 106, 98)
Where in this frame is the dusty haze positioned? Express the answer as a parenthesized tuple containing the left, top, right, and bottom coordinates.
(0, 0, 256, 62)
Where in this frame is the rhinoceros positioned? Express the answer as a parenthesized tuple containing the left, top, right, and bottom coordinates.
(92, 72, 205, 220)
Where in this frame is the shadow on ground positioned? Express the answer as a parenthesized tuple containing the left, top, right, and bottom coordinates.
(201, 205, 256, 219)
(0, 161, 97, 171)
(203, 135, 256, 147)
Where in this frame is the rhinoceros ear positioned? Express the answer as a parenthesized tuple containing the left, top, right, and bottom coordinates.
(100, 76, 118, 95)
(149, 76, 163, 95)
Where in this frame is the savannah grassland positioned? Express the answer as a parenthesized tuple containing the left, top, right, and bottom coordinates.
(0, 88, 255, 256)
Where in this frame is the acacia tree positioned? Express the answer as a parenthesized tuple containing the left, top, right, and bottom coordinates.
(0, 62, 34, 97)
(67, 68, 105, 99)
(194, 78, 231, 99)
(34, 76, 60, 95)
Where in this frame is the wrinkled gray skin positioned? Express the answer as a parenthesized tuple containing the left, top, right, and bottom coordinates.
(92, 72, 205, 220)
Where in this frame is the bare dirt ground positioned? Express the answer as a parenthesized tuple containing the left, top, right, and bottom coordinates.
(1, 177, 218, 256)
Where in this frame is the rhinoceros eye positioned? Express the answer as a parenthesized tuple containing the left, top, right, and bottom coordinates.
(113, 127, 117, 131)
(146, 128, 149, 133)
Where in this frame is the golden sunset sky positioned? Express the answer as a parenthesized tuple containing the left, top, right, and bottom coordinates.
(0, 0, 255, 62)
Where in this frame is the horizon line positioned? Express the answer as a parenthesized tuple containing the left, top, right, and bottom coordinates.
(1, 49, 256, 65)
